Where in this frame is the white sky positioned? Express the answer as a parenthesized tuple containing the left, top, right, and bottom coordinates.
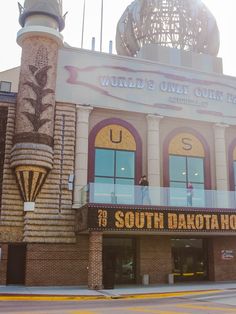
(0, 0, 235, 76)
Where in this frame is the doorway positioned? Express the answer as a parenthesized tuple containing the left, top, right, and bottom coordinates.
(103, 238, 136, 285)
(7, 244, 27, 285)
(171, 238, 208, 282)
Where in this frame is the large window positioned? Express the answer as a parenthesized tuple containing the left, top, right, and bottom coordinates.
(95, 148, 135, 185)
(94, 148, 135, 204)
(169, 155, 205, 207)
(166, 131, 207, 207)
(169, 155, 204, 189)
(89, 121, 141, 204)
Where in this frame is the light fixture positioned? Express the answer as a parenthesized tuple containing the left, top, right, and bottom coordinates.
(182, 172, 186, 175)
(194, 172, 199, 176)
(121, 167, 125, 171)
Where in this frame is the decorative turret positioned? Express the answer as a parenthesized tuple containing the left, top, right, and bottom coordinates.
(11, 0, 65, 211)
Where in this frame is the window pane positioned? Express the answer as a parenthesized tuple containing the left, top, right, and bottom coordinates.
(115, 180, 135, 204)
(95, 177, 114, 184)
(116, 151, 135, 178)
(169, 182, 187, 207)
(95, 149, 114, 177)
(169, 182, 186, 188)
(187, 157, 204, 183)
(169, 156, 186, 182)
(191, 184, 205, 207)
(116, 179, 134, 185)
(93, 178, 115, 203)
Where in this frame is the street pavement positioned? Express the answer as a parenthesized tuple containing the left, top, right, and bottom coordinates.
(0, 289, 236, 313)
(0, 281, 236, 298)
(0, 282, 236, 313)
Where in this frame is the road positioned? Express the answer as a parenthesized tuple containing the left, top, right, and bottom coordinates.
(0, 289, 236, 313)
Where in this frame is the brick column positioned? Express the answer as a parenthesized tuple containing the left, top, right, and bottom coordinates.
(88, 232, 103, 290)
(146, 115, 163, 186)
(74, 105, 93, 206)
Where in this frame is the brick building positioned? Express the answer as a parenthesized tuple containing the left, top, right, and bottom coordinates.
(1, 0, 236, 288)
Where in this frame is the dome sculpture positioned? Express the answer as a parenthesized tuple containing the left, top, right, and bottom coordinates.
(116, 0, 220, 57)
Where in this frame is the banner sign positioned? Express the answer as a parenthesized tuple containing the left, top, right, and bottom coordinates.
(86, 206, 236, 233)
(56, 49, 236, 125)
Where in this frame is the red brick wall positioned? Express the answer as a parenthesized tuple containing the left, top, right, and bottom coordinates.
(25, 236, 89, 286)
(139, 236, 172, 284)
(211, 236, 236, 281)
(0, 244, 8, 285)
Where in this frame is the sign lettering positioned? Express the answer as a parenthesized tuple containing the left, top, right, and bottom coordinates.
(88, 207, 236, 232)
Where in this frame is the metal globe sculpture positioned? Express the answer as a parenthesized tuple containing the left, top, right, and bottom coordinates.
(116, 0, 220, 57)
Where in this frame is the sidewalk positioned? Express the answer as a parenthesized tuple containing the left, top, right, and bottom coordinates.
(0, 282, 236, 299)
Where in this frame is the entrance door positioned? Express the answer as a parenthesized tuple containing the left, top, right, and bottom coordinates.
(103, 238, 136, 285)
(7, 244, 27, 285)
(171, 239, 208, 282)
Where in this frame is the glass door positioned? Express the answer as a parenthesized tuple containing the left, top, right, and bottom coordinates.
(103, 238, 136, 285)
(171, 238, 208, 282)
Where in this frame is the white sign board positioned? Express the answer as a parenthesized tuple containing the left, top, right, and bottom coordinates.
(56, 48, 236, 125)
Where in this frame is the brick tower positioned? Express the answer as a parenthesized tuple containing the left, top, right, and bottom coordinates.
(11, 0, 65, 211)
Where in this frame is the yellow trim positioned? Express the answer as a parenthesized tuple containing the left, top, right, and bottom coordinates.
(15, 165, 47, 174)
(183, 273, 194, 276)
(95, 124, 136, 151)
(169, 133, 205, 157)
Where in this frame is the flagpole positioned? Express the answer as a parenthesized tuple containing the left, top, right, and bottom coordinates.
(100, 0, 104, 52)
(81, 0, 86, 48)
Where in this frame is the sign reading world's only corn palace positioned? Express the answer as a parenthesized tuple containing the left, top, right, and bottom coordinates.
(77, 205, 236, 233)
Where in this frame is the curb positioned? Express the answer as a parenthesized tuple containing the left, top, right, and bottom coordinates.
(0, 289, 222, 302)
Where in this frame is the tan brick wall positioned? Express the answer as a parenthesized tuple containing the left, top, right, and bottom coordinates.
(210, 236, 236, 281)
(25, 235, 89, 286)
(23, 102, 76, 243)
(0, 102, 24, 241)
(139, 235, 172, 284)
(0, 244, 8, 285)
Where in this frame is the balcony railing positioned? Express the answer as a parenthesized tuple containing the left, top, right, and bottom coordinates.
(79, 183, 236, 209)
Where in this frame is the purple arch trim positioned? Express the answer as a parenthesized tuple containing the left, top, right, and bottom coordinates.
(88, 118, 142, 184)
(163, 127, 211, 189)
(228, 139, 236, 191)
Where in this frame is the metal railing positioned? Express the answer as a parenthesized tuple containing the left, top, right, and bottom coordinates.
(79, 183, 236, 209)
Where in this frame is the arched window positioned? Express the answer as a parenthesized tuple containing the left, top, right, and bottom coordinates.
(228, 140, 236, 191)
(163, 129, 210, 207)
(88, 118, 142, 203)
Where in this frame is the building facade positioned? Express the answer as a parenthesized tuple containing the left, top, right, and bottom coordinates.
(1, 0, 236, 288)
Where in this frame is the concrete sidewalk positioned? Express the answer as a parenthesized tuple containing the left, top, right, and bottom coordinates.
(0, 282, 236, 298)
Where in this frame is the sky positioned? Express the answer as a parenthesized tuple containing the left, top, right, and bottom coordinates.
(0, 0, 236, 76)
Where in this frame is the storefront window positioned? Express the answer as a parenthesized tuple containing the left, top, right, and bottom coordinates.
(103, 238, 136, 285)
(171, 238, 208, 282)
